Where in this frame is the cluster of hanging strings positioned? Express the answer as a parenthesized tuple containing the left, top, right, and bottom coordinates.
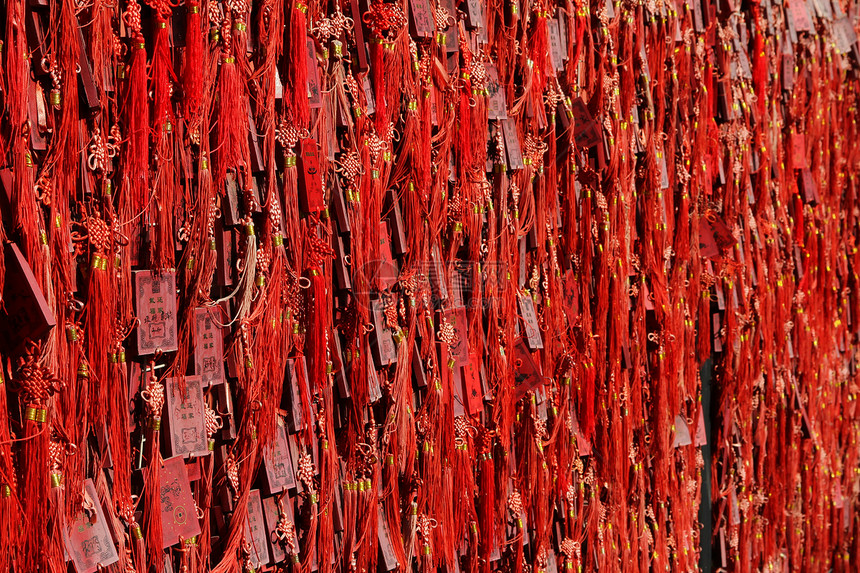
(0, 0, 858, 572)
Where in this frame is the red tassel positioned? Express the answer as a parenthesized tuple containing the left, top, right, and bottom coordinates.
(150, 13, 177, 270)
(317, 390, 338, 573)
(124, 37, 150, 244)
(15, 346, 60, 571)
(297, 451, 319, 573)
(287, 0, 310, 128)
(0, 357, 17, 573)
(305, 263, 328, 393)
(453, 417, 477, 542)
(183, 1, 205, 122)
(142, 371, 165, 573)
(84, 222, 113, 424)
(46, 447, 67, 573)
(477, 432, 495, 572)
(215, 57, 249, 186)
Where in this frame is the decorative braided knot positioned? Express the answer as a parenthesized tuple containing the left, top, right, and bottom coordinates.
(205, 405, 222, 439)
(383, 294, 398, 330)
(275, 504, 298, 553)
(508, 490, 523, 517)
(438, 317, 457, 349)
(145, 0, 175, 18)
(226, 454, 240, 492)
(276, 122, 303, 151)
(141, 376, 165, 420)
(88, 217, 111, 253)
(305, 224, 335, 269)
(123, 0, 143, 35)
(49, 439, 65, 473)
(312, 10, 352, 41)
(336, 151, 363, 189)
(17, 347, 62, 409)
(297, 453, 316, 494)
(560, 538, 579, 561)
(417, 514, 434, 540)
(363, 2, 407, 38)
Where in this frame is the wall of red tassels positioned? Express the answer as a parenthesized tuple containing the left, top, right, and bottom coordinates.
(0, 0, 859, 570)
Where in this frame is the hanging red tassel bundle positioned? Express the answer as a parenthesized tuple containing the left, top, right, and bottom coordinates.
(0, 0, 859, 571)
(14, 345, 62, 571)
(141, 367, 165, 573)
(214, 25, 250, 188)
(287, 0, 311, 129)
(183, 1, 206, 124)
(149, 8, 177, 271)
(0, 357, 17, 573)
(477, 430, 496, 572)
(122, 1, 150, 245)
(304, 220, 334, 395)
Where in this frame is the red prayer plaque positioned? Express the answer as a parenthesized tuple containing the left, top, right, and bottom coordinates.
(451, 364, 466, 417)
(215, 221, 234, 287)
(378, 220, 398, 290)
(502, 119, 525, 169)
(833, 18, 858, 54)
(377, 506, 399, 571)
(512, 338, 542, 401)
(791, 132, 807, 168)
(562, 269, 580, 320)
(412, 340, 428, 388)
(285, 358, 307, 433)
(263, 418, 298, 494)
(444, 306, 470, 367)
(298, 138, 325, 213)
(462, 353, 483, 415)
(194, 307, 225, 387)
(695, 411, 707, 446)
(704, 212, 737, 253)
(789, 0, 812, 31)
(547, 19, 564, 72)
(672, 415, 692, 448)
(371, 297, 397, 366)
(485, 64, 508, 120)
(307, 37, 323, 108)
(517, 293, 544, 350)
(545, 548, 560, 573)
(362, 75, 376, 115)
(1, 242, 56, 354)
(658, 150, 671, 189)
(464, 0, 482, 29)
(64, 479, 120, 573)
(440, 0, 459, 51)
(244, 490, 271, 569)
(699, 221, 720, 259)
(800, 168, 819, 204)
(348, 0, 369, 71)
(409, 0, 435, 38)
(134, 270, 179, 355)
(569, 97, 602, 149)
(165, 376, 207, 458)
(261, 496, 290, 563)
(160, 455, 202, 548)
